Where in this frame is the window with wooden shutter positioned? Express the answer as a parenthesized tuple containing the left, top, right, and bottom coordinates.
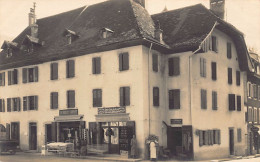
(227, 42, 232, 59)
(93, 89, 102, 107)
(0, 72, 5, 86)
(237, 95, 241, 111)
(67, 90, 75, 108)
(153, 87, 159, 106)
(66, 60, 75, 78)
(229, 94, 235, 111)
(0, 99, 5, 112)
(169, 89, 180, 109)
(8, 70, 18, 85)
(168, 57, 180, 76)
(152, 54, 158, 72)
(201, 89, 207, 109)
(236, 71, 240, 86)
(7, 98, 11, 112)
(92, 57, 101, 74)
(51, 63, 58, 80)
(212, 36, 218, 52)
(120, 87, 130, 106)
(237, 128, 242, 142)
(212, 91, 217, 110)
(211, 62, 217, 80)
(119, 53, 129, 71)
(51, 92, 58, 109)
(228, 68, 232, 84)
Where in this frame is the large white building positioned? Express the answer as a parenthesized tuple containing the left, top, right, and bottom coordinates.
(0, 0, 253, 160)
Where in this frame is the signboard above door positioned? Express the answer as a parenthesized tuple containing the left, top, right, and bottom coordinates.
(59, 109, 78, 116)
(170, 119, 183, 125)
(98, 107, 126, 114)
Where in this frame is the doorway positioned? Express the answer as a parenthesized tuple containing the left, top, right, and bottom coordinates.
(229, 128, 234, 155)
(29, 123, 37, 150)
(11, 122, 20, 142)
(45, 124, 52, 144)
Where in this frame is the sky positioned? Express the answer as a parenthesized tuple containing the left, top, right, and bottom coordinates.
(0, 0, 260, 52)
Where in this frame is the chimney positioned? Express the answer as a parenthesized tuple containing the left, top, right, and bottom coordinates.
(210, 0, 225, 19)
(29, 2, 38, 38)
(133, 0, 146, 8)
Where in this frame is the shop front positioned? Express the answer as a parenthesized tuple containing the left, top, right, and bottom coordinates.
(88, 107, 135, 157)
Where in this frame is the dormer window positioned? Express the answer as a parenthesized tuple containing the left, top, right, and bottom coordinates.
(101, 28, 114, 38)
(21, 35, 41, 53)
(63, 29, 79, 45)
(6, 48, 13, 58)
(1, 41, 18, 58)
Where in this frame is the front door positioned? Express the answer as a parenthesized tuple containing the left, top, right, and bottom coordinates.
(229, 129, 234, 155)
(29, 123, 37, 150)
(167, 127, 182, 155)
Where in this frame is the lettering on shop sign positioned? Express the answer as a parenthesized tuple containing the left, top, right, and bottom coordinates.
(171, 119, 183, 125)
(59, 109, 78, 116)
(98, 107, 126, 114)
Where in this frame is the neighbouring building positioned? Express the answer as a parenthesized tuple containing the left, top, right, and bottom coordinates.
(0, 0, 253, 160)
(246, 52, 260, 155)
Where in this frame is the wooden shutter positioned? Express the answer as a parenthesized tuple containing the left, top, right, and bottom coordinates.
(199, 130, 203, 146)
(173, 57, 180, 75)
(51, 122, 57, 142)
(6, 123, 10, 140)
(0, 72, 5, 86)
(8, 71, 11, 85)
(152, 54, 158, 72)
(119, 54, 123, 71)
(13, 69, 18, 84)
(227, 42, 232, 59)
(237, 128, 241, 142)
(203, 59, 206, 77)
(51, 63, 58, 80)
(93, 90, 97, 107)
(168, 58, 173, 76)
(123, 53, 129, 71)
(258, 86, 260, 100)
(96, 57, 101, 74)
(153, 87, 159, 106)
(212, 91, 217, 110)
(228, 68, 232, 84)
(236, 71, 240, 86)
(23, 97, 27, 111)
(173, 89, 180, 109)
(51, 92, 58, 109)
(217, 130, 221, 144)
(200, 58, 203, 77)
(22, 68, 28, 83)
(17, 98, 21, 111)
(67, 91, 75, 108)
(204, 131, 209, 145)
(7, 98, 11, 112)
(125, 87, 130, 106)
(92, 58, 96, 74)
(34, 96, 38, 110)
(98, 89, 102, 107)
(169, 90, 173, 109)
(229, 94, 235, 110)
(119, 87, 123, 106)
(34, 66, 38, 82)
(211, 62, 217, 80)
(201, 89, 207, 109)
(237, 96, 241, 111)
(67, 60, 75, 78)
(0, 99, 2, 112)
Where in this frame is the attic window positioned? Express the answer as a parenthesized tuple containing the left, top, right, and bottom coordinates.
(6, 48, 13, 58)
(101, 28, 114, 38)
(1, 41, 18, 57)
(63, 29, 79, 45)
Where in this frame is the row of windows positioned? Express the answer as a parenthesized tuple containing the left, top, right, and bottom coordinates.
(247, 82, 260, 100)
(0, 96, 38, 112)
(247, 107, 260, 123)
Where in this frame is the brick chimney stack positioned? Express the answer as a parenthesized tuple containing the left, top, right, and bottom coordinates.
(28, 2, 38, 38)
(133, 0, 146, 8)
(210, 0, 225, 19)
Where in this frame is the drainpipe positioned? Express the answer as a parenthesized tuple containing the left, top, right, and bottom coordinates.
(148, 43, 153, 136)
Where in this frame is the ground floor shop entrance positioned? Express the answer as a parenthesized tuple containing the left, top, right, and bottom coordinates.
(167, 125, 193, 160)
(88, 121, 135, 155)
(29, 123, 37, 150)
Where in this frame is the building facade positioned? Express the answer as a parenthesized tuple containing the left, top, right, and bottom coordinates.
(0, 0, 253, 160)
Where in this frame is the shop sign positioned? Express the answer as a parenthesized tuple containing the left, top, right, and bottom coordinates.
(98, 107, 126, 114)
(59, 109, 78, 116)
(171, 119, 183, 125)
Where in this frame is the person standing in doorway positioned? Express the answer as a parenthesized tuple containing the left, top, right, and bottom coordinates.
(150, 141, 157, 161)
(131, 135, 137, 158)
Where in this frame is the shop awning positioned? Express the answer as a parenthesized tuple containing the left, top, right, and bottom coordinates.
(54, 115, 84, 122)
(95, 113, 130, 122)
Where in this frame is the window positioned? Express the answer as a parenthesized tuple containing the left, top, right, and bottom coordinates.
(0, 99, 5, 112)
(199, 129, 220, 146)
(212, 91, 217, 110)
(254, 108, 258, 123)
(211, 62, 217, 80)
(248, 107, 253, 122)
(253, 84, 258, 99)
(227, 42, 232, 59)
(201, 89, 207, 109)
(67, 90, 75, 108)
(237, 95, 241, 111)
(228, 68, 232, 84)
(120, 87, 130, 106)
(93, 89, 102, 107)
(8, 69, 18, 85)
(236, 71, 240, 86)
(23, 67, 38, 83)
(152, 54, 158, 72)
(66, 60, 75, 78)
(168, 57, 180, 76)
(50, 63, 58, 80)
(169, 89, 180, 109)
(153, 87, 159, 106)
(92, 57, 101, 74)
(229, 94, 235, 111)
(200, 58, 206, 77)
(0, 72, 5, 86)
(7, 97, 20, 112)
(237, 128, 242, 142)
(24, 96, 38, 110)
(211, 36, 218, 52)
(50, 92, 58, 109)
(119, 52, 129, 71)
(248, 83, 251, 97)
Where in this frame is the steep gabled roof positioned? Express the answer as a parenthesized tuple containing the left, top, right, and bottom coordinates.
(152, 4, 253, 71)
(0, 0, 157, 70)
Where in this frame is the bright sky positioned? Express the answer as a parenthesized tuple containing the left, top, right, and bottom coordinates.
(0, 0, 260, 52)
